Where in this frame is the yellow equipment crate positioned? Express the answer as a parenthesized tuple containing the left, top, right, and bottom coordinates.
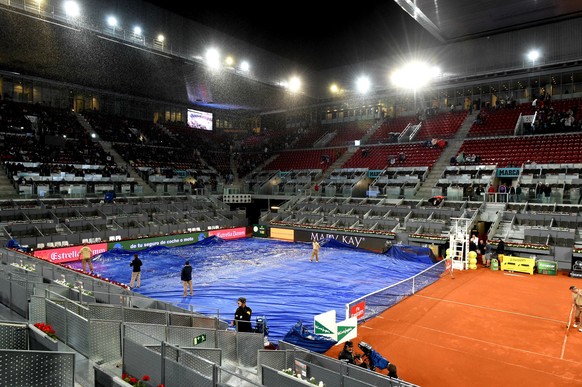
(500, 255, 535, 275)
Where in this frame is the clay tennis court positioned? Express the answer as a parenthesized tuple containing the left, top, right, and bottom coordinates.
(326, 266, 582, 386)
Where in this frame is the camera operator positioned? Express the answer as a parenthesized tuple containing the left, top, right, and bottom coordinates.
(358, 341, 391, 372)
(338, 341, 368, 369)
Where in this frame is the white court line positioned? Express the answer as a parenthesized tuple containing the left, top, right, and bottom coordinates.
(503, 272, 526, 277)
(419, 292, 573, 357)
(418, 290, 576, 360)
(362, 294, 577, 363)
(363, 315, 581, 366)
(560, 332, 569, 359)
(360, 319, 581, 382)
(415, 294, 564, 324)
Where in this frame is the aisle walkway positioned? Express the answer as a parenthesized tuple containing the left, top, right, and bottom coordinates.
(0, 302, 96, 386)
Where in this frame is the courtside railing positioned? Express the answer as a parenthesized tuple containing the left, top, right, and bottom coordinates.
(346, 260, 446, 322)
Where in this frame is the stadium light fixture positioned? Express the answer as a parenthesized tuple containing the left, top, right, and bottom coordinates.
(329, 83, 345, 96)
(390, 61, 439, 90)
(107, 16, 118, 28)
(205, 48, 221, 70)
(527, 50, 540, 66)
(239, 60, 250, 73)
(63, 1, 80, 18)
(132, 26, 144, 44)
(288, 76, 301, 93)
(355, 76, 371, 94)
(225, 56, 234, 68)
(107, 16, 118, 34)
(156, 34, 165, 50)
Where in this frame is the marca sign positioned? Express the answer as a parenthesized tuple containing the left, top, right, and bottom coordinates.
(34, 243, 108, 263)
(209, 227, 247, 240)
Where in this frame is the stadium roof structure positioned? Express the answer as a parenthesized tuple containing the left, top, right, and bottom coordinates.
(2, 0, 582, 112)
(147, 1, 582, 72)
(396, 0, 582, 43)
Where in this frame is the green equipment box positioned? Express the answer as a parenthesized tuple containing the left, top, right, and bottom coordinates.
(537, 260, 557, 275)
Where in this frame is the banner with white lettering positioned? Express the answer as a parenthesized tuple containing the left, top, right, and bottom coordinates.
(34, 243, 108, 263)
(336, 316, 358, 345)
(209, 227, 248, 240)
(349, 300, 366, 320)
(314, 310, 337, 340)
(496, 168, 521, 178)
(294, 229, 392, 252)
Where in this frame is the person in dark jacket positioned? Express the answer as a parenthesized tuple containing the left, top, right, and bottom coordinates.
(129, 253, 143, 288)
(181, 260, 193, 296)
(338, 340, 368, 368)
(231, 297, 253, 332)
(496, 239, 505, 255)
(495, 239, 506, 265)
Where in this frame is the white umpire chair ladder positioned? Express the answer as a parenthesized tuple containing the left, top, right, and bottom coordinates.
(449, 217, 472, 271)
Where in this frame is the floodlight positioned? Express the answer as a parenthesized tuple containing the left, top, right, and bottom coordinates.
(63, 1, 80, 18)
(156, 34, 165, 43)
(205, 48, 221, 69)
(107, 16, 118, 28)
(288, 76, 301, 93)
(527, 50, 540, 62)
(356, 76, 371, 94)
(390, 61, 437, 90)
(133, 26, 142, 36)
(239, 60, 250, 72)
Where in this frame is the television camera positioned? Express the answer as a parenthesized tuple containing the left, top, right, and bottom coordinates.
(358, 341, 390, 371)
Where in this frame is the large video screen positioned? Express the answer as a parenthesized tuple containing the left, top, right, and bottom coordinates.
(187, 109, 213, 131)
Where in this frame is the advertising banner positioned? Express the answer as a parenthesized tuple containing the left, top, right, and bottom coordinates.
(314, 310, 337, 340)
(497, 168, 521, 178)
(270, 227, 295, 241)
(349, 300, 366, 320)
(209, 227, 247, 240)
(294, 229, 392, 252)
(336, 316, 358, 344)
(34, 243, 108, 263)
(109, 232, 207, 251)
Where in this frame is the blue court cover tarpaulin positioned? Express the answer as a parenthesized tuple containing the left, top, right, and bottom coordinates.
(72, 236, 439, 343)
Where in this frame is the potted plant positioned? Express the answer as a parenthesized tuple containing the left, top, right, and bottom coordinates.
(29, 322, 59, 351)
(115, 373, 163, 387)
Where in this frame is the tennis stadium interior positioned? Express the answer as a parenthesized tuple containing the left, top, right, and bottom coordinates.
(1, 0, 582, 386)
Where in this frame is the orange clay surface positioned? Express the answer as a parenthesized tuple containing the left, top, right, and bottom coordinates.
(325, 266, 582, 387)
